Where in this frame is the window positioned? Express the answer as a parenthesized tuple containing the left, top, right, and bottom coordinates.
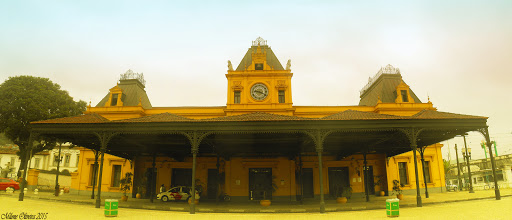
(255, 63, 263, 70)
(423, 161, 431, 183)
(76, 154, 80, 167)
(234, 91, 241, 104)
(64, 155, 71, 167)
(34, 158, 41, 169)
(89, 164, 97, 186)
(53, 154, 59, 166)
(278, 90, 285, 103)
(401, 90, 409, 102)
(398, 162, 408, 185)
(111, 94, 118, 106)
(10, 157, 16, 166)
(112, 165, 122, 187)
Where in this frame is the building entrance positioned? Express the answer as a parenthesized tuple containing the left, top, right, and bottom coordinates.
(364, 166, 375, 195)
(328, 167, 350, 198)
(302, 168, 314, 198)
(249, 168, 272, 200)
(171, 168, 192, 187)
(207, 169, 218, 199)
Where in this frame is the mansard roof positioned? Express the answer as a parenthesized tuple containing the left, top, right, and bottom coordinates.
(359, 65, 422, 106)
(96, 70, 152, 109)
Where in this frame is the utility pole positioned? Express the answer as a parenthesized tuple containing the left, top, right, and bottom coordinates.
(455, 144, 462, 191)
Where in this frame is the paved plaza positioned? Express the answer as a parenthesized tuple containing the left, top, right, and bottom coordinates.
(1, 189, 511, 219)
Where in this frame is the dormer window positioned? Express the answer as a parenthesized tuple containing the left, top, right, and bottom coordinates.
(255, 63, 264, 70)
(401, 90, 409, 102)
(111, 94, 118, 106)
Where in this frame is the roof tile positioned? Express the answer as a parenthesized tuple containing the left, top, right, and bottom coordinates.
(31, 113, 110, 124)
(202, 112, 310, 121)
(322, 110, 404, 120)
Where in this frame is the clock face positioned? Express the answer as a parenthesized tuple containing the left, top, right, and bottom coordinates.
(250, 83, 269, 101)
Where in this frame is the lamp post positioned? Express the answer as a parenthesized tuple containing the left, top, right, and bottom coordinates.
(54, 143, 62, 196)
(462, 134, 474, 193)
(454, 144, 462, 191)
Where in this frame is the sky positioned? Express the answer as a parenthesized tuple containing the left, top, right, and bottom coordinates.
(1, 0, 511, 160)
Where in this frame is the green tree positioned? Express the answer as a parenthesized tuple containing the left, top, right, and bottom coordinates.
(0, 76, 86, 177)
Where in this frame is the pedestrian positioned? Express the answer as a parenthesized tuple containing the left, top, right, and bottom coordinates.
(160, 184, 166, 193)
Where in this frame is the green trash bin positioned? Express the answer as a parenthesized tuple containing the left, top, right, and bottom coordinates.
(105, 199, 118, 217)
(386, 198, 399, 217)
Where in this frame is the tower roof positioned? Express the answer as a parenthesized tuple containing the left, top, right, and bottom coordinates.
(235, 37, 284, 71)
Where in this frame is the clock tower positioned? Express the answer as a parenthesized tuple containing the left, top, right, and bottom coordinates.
(225, 37, 294, 116)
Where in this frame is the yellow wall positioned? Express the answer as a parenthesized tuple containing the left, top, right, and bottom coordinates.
(73, 148, 134, 194)
(386, 144, 445, 193)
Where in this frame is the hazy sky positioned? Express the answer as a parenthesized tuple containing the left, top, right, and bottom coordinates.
(1, 0, 511, 160)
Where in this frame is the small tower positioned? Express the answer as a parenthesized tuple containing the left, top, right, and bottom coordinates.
(225, 37, 294, 115)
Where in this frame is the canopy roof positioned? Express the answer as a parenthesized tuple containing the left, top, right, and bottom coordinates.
(30, 110, 489, 160)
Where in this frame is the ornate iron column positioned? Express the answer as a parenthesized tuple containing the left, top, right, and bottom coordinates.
(91, 150, 99, 199)
(19, 132, 35, 201)
(150, 154, 156, 203)
(95, 132, 115, 208)
(400, 128, 423, 207)
(363, 151, 370, 202)
(478, 127, 501, 200)
(216, 154, 220, 204)
(419, 146, 429, 198)
(185, 131, 208, 214)
(306, 130, 330, 214)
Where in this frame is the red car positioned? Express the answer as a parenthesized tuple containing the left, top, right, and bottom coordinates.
(0, 178, 20, 190)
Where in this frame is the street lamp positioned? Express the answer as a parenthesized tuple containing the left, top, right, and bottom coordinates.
(462, 134, 474, 193)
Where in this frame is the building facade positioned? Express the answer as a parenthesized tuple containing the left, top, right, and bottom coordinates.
(69, 37, 447, 201)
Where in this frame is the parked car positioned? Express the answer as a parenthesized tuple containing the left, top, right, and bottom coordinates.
(0, 178, 20, 191)
(446, 184, 458, 192)
(157, 186, 200, 202)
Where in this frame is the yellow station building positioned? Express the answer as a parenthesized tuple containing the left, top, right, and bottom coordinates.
(70, 37, 447, 202)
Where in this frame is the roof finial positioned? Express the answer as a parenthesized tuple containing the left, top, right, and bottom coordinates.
(252, 37, 267, 46)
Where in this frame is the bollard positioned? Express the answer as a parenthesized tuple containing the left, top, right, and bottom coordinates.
(34, 189, 39, 195)
(60, 189, 64, 196)
(386, 198, 399, 217)
(105, 199, 119, 217)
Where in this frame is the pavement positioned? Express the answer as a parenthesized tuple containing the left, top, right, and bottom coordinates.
(1, 188, 511, 214)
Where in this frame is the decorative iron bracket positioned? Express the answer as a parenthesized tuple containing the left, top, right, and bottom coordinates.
(304, 130, 333, 153)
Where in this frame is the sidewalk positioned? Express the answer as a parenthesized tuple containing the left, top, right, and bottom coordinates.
(2, 188, 511, 213)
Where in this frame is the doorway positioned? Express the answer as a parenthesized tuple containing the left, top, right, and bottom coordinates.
(328, 167, 350, 198)
(249, 168, 272, 200)
(364, 166, 375, 195)
(207, 169, 218, 199)
(171, 168, 192, 187)
(302, 168, 314, 198)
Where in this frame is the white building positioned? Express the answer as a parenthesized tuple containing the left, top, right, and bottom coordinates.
(0, 144, 80, 178)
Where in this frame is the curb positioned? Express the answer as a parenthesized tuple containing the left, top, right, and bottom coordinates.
(2, 193, 510, 213)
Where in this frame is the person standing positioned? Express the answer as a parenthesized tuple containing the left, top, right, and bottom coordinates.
(160, 184, 166, 193)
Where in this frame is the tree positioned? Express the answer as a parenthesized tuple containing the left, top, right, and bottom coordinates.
(0, 76, 86, 177)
